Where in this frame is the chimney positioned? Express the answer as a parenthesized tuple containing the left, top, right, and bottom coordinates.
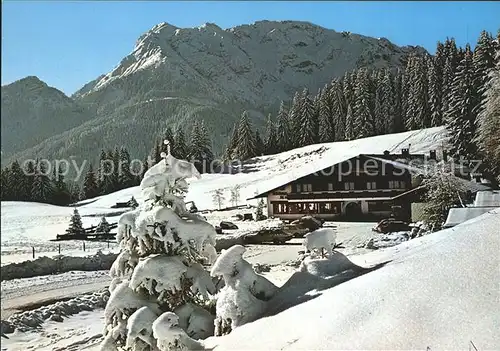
(401, 148, 410, 158)
(383, 150, 390, 157)
(429, 150, 437, 161)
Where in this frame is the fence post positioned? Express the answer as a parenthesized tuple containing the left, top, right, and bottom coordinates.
(83, 241, 86, 252)
(32, 246, 35, 259)
(107, 240, 110, 249)
(58, 244, 61, 254)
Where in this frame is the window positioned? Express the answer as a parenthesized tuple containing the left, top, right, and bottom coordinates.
(302, 184, 312, 192)
(388, 180, 400, 189)
(344, 182, 355, 190)
(328, 183, 334, 191)
(296, 184, 301, 193)
(273, 203, 289, 214)
(388, 180, 406, 189)
(367, 201, 393, 212)
(366, 181, 377, 190)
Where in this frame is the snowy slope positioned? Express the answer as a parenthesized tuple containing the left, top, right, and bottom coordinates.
(205, 209, 500, 349)
(1, 127, 448, 261)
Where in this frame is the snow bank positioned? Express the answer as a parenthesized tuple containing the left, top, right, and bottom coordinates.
(205, 209, 500, 349)
(3, 289, 109, 334)
(364, 231, 410, 249)
(1, 251, 117, 281)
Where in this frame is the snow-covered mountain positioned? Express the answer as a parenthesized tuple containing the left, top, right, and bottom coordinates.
(0, 76, 94, 161)
(2, 20, 427, 165)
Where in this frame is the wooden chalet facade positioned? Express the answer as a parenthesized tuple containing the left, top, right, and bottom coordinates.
(252, 150, 428, 222)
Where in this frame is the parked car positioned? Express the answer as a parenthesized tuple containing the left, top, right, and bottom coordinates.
(284, 215, 323, 238)
(372, 218, 411, 234)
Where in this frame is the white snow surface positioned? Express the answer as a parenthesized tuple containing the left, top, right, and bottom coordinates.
(204, 209, 500, 349)
(5, 210, 499, 349)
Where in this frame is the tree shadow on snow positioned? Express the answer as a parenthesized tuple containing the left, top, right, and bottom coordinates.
(261, 251, 391, 318)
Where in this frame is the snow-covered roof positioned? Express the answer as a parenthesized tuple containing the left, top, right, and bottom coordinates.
(443, 207, 499, 228)
(473, 190, 500, 207)
(367, 156, 490, 193)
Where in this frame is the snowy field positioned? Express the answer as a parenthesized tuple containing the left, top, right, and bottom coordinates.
(1, 126, 448, 264)
(3, 209, 498, 350)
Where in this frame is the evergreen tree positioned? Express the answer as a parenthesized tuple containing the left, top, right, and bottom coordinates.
(97, 150, 108, 195)
(65, 208, 85, 236)
(153, 141, 162, 165)
(95, 216, 111, 235)
(53, 163, 70, 205)
(445, 44, 477, 159)
(9, 160, 28, 201)
(127, 196, 139, 209)
(1, 168, 12, 201)
(374, 69, 394, 134)
(428, 56, 444, 126)
(405, 56, 430, 130)
(475, 50, 500, 181)
(392, 69, 405, 132)
(344, 104, 354, 141)
(442, 38, 459, 117)
(82, 163, 99, 200)
(421, 171, 466, 231)
(353, 68, 374, 138)
(255, 198, 266, 221)
(472, 30, 496, 117)
(263, 114, 277, 155)
(318, 88, 335, 143)
(101, 145, 216, 350)
(110, 147, 121, 192)
(298, 88, 317, 146)
(288, 92, 302, 148)
(233, 111, 257, 160)
(31, 160, 54, 203)
(255, 130, 264, 156)
(330, 80, 346, 141)
(172, 128, 188, 160)
(224, 122, 239, 160)
(118, 147, 135, 189)
(189, 121, 214, 173)
(68, 181, 81, 204)
(24, 160, 36, 201)
(342, 71, 356, 109)
(275, 101, 291, 153)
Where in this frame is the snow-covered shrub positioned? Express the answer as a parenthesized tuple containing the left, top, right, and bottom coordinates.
(303, 228, 337, 258)
(210, 245, 278, 335)
(152, 312, 204, 351)
(101, 141, 218, 350)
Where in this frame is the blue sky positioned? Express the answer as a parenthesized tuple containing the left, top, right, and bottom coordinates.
(2, 1, 499, 95)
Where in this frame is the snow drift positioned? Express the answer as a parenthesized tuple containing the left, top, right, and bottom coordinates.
(205, 209, 500, 349)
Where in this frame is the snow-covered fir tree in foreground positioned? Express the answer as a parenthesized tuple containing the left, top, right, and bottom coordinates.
(101, 140, 218, 351)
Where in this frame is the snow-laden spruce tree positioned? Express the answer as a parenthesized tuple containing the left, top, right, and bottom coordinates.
(101, 140, 218, 351)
